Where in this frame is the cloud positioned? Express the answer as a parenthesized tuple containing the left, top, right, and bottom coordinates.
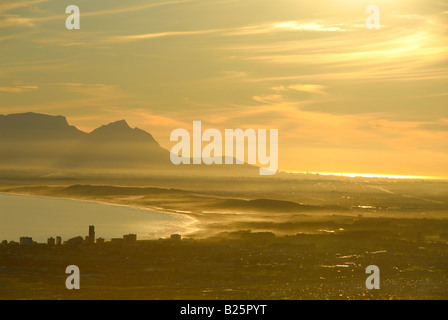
(0, 0, 48, 27)
(0, 14, 35, 27)
(227, 17, 448, 82)
(0, 0, 48, 14)
(229, 94, 448, 156)
(252, 94, 284, 104)
(58, 83, 130, 102)
(223, 20, 349, 36)
(273, 84, 327, 95)
(272, 21, 346, 32)
(82, 0, 196, 18)
(0, 0, 197, 28)
(289, 84, 326, 95)
(0, 82, 134, 116)
(0, 85, 38, 93)
(109, 29, 224, 43)
(0, 34, 23, 42)
(108, 20, 354, 43)
(0, 58, 74, 75)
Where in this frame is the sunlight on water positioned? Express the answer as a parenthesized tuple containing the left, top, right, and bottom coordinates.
(0, 193, 196, 243)
(284, 171, 443, 180)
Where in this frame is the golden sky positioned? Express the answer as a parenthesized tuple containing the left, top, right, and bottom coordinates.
(1, 0, 447, 177)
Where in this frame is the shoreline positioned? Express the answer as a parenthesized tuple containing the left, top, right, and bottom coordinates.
(3, 181, 447, 241)
(0, 191, 200, 239)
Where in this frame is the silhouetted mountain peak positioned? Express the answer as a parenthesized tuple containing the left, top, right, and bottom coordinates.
(107, 119, 130, 129)
(89, 119, 158, 145)
(2, 112, 68, 126)
(91, 119, 138, 133)
(0, 112, 257, 175)
(0, 112, 85, 139)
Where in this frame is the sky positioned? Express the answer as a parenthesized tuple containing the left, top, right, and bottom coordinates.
(0, 0, 447, 178)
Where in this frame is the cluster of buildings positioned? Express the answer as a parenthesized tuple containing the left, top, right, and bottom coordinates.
(53, 226, 139, 246)
(1, 226, 183, 246)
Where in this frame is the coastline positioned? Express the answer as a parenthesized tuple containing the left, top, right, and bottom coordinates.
(0, 191, 199, 238)
(3, 180, 447, 240)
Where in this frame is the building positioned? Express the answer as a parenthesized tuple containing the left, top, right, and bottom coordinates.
(96, 237, 105, 244)
(47, 237, 55, 246)
(20, 237, 33, 246)
(89, 225, 95, 244)
(170, 234, 182, 241)
(56, 236, 62, 246)
(123, 234, 137, 242)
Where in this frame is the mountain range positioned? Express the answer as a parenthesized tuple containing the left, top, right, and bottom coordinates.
(0, 112, 258, 176)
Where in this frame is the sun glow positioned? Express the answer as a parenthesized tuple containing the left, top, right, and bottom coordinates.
(285, 171, 443, 180)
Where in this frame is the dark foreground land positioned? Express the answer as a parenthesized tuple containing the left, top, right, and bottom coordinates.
(1, 219, 447, 300)
(0, 175, 447, 299)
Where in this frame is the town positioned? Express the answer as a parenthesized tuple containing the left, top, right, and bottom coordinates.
(1, 225, 182, 247)
(1, 219, 446, 300)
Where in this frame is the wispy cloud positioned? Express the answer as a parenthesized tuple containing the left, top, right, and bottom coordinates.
(0, 13, 37, 27)
(83, 0, 196, 18)
(58, 83, 130, 103)
(223, 20, 350, 36)
(0, 82, 133, 115)
(0, 85, 39, 93)
(228, 17, 448, 82)
(273, 21, 345, 32)
(0, 0, 48, 14)
(0, 34, 24, 42)
(108, 20, 355, 43)
(0, 58, 74, 75)
(110, 28, 224, 42)
(0, 0, 49, 27)
(273, 84, 327, 95)
(0, 0, 197, 28)
(224, 94, 448, 155)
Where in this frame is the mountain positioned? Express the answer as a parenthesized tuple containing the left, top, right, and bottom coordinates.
(0, 112, 85, 140)
(61, 118, 170, 169)
(0, 113, 87, 168)
(0, 112, 258, 176)
(0, 112, 170, 171)
(89, 120, 159, 145)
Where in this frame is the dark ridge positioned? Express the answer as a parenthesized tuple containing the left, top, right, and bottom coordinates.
(0, 112, 86, 139)
(89, 120, 159, 145)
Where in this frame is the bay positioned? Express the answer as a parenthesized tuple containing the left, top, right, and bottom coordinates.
(0, 193, 195, 243)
